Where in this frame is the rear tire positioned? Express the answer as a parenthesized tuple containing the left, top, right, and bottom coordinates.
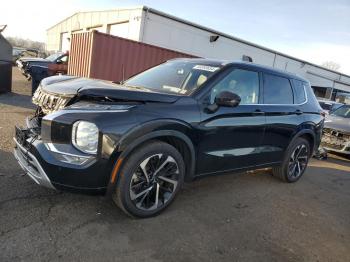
(112, 140, 185, 218)
(272, 137, 310, 183)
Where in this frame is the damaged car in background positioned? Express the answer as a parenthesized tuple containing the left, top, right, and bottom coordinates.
(12, 47, 40, 65)
(16, 52, 69, 93)
(13, 58, 323, 217)
(321, 104, 350, 156)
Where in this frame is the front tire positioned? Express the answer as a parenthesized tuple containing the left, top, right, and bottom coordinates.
(112, 141, 185, 218)
(272, 137, 310, 183)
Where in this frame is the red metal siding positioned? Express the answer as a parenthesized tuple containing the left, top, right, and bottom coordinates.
(68, 32, 94, 78)
(68, 31, 196, 82)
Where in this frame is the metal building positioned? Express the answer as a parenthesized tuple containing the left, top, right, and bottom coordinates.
(47, 6, 350, 100)
(0, 25, 12, 93)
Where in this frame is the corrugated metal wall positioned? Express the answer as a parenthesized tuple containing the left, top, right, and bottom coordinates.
(0, 33, 12, 93)
(68, 31, 195, 82)
(68, 32, 94, 78)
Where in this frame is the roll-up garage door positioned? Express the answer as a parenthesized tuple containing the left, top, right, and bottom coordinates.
(60, 32, 70, 52)
(108, 22, 129, 38)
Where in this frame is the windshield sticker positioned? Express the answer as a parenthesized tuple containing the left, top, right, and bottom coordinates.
(177, 69, 185, 75)
(193, 65, 219, 72)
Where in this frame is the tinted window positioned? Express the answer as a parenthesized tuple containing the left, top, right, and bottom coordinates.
(210, 69, 259, 104)
(292, 79, 306, 104)
(264, 74, 293, 104)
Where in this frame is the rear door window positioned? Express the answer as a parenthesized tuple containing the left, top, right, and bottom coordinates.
(263, 74, 294, 104)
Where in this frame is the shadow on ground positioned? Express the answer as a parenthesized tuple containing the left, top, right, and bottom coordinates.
(0, 92, 34, 110)
(310, 153, 350, 173)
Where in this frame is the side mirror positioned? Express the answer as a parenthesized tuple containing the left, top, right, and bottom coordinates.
(56, 59, 62, 64)
(215, 91, 241, 107)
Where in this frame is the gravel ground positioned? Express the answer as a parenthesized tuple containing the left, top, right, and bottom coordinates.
(0, 68, 349, 262)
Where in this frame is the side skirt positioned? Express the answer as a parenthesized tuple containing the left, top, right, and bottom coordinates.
(193, 161, 281, 180)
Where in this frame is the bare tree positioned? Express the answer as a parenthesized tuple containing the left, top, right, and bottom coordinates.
(321, 61, 341, 71)
(6, 36, 46, 53)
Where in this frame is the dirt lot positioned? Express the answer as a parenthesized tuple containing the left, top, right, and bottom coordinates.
(0, 68, 349, 262)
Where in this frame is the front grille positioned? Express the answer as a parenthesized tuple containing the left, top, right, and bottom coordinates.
(321, 128, 350, 151)
(32, 86, 73, 114)
(323, 128, 350, 140)
(321, 141, 344, 150)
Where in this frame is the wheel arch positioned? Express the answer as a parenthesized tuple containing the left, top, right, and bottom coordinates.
(106, 120, 197, 194)
(291, 129, 316, 156)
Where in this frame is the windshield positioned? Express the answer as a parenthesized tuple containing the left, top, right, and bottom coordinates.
(46, 53, 63, 62)
(331, 105, 350, 118)
(124, 61, 222, 95)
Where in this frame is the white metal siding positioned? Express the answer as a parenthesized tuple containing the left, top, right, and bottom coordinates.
(142, 12, 276, 65)
(334, 82, 350, 93)
(46, 8, 143, 52)
(141, 11, 350, 94)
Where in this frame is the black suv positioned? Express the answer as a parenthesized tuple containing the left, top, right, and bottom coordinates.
(14, 59, 323, 217)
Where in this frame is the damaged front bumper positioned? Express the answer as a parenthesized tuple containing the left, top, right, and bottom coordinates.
(14, 136, 55, 189)
(320, 129, 350, 155)
(16, 60, 31, 80)
(13, 123, 110, 194)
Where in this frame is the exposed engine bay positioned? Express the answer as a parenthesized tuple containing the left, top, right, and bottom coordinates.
(28, 74, 179, 135)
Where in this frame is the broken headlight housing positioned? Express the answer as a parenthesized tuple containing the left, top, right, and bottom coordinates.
(72, 121, 99, 154)
(67, 102, 135, 112)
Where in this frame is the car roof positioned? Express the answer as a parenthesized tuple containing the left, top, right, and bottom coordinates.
(169, 58, 307, 82)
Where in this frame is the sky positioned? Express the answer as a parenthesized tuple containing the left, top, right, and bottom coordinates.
(1, 0, 350, 74)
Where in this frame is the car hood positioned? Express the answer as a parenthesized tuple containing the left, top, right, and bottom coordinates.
(324, 115, 350, 133)
(40, 75, 182, 103)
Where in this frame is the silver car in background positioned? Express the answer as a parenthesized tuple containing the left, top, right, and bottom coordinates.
(321, 105, 350, 155)
(318, 99, 343, 115)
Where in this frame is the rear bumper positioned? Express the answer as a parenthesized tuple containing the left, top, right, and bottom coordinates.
(13, 138, 55, 189)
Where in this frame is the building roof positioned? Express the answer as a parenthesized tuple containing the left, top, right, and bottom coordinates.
(46, 6, 144, 31)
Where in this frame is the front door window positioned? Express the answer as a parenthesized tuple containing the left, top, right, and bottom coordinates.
(210, 69, 260, 104)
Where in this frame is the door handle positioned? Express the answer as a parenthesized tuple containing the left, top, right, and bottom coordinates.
(252, 109, 265, 115)
(295, 109, 303, 115)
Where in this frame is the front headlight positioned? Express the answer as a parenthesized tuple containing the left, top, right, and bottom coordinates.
(72, 121, 99, 154)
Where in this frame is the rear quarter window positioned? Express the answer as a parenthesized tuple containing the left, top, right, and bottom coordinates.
(292, 79, 306, 104)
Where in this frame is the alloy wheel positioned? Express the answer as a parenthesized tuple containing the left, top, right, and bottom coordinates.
(129, 154, 180, 211)
(288, 144, 308, 178)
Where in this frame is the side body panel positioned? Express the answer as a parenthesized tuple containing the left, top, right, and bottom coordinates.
(195, 104, 266, 175)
